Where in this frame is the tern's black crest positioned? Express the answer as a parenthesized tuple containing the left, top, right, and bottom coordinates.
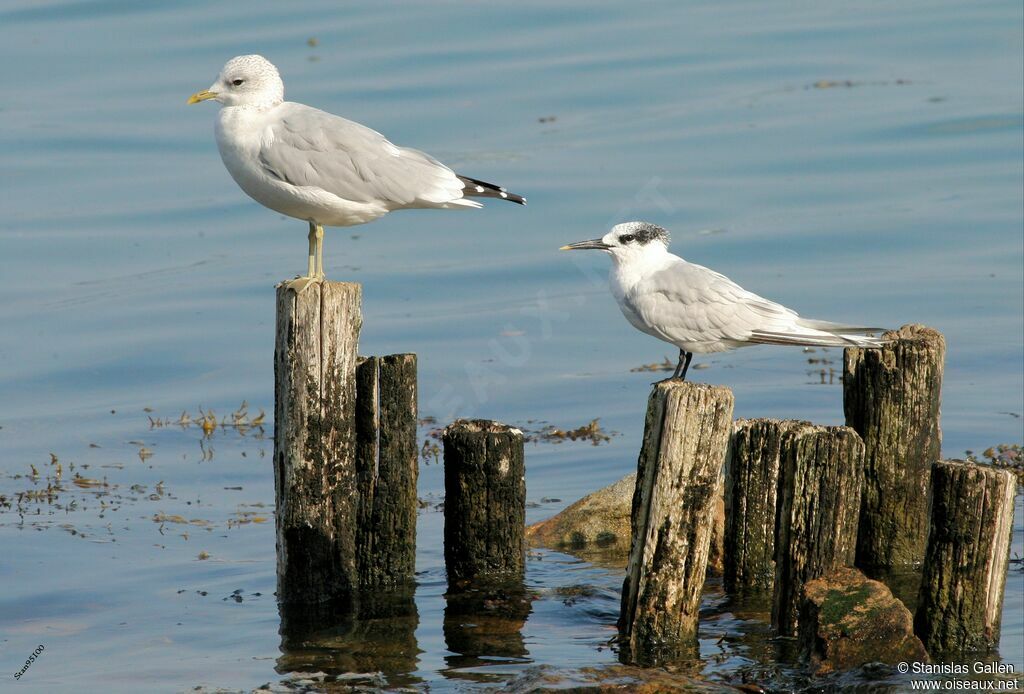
(614, 221, 670, 246)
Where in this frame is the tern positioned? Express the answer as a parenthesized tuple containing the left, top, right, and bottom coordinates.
(561, 222, 887, 380)
(188, 55, 524, 290)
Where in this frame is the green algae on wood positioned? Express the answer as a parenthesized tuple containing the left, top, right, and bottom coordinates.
(772, 424, 864, 636)
(723, 418, 809, 595)
(844, 324, 945, 582)
(618, 380, 734, 664)
(443, 419, 526, 585)
(355, 354, 418, 588)
(915, 459, 1017, 654)
(273, 280, 362, 605)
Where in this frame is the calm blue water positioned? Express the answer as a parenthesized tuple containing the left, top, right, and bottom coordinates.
(0, 1, 1021, 691)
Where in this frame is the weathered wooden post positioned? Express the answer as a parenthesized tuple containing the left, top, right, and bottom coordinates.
(273, 281, 362, 605)
(772, 424, 864, 636)
(355, 354, 418, 587)
(915, 460, 1017, 654)
(844, 324, 945, 588)
(443, 420, 526, 585)
(707, 487, 726, 577)
(723, 418, 808, 595)
(618, 381, 734, 664)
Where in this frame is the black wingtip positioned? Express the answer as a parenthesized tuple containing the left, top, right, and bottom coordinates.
(458, 174, 526, 205)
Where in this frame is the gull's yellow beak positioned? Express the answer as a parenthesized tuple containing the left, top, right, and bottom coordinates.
(187, 90, 218, 105)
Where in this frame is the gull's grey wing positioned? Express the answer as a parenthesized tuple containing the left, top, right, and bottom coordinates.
(624, 260, 800, 350)
(257, 103, 467, 206)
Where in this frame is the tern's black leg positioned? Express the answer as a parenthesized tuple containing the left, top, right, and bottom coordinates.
(671, 350, 693, 381)
(680, 351, 693, 380)
(672, 350, 684, 378)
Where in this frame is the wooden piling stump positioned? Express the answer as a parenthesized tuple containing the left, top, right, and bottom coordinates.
(355, 354, 418, 587)
(844, 324, 945, 576)
(723, 419, 809, 595)
(707, 489, 726, 577)
(618, 381, 734, 662)
(772, 424, 864, 636)
(915, 460, 1017, 654)
(443, 420, 526, 585)
(273, 281, 362, 605)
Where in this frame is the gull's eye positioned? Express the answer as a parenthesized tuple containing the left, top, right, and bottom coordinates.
(619, 234, 635, 244)
(231, 78, 245, 86)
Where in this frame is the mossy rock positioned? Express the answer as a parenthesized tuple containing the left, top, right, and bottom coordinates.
(526, 474, 635, 565)
(799, 567, 928, 674)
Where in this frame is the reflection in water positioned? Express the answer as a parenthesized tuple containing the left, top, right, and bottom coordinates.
(618, 626, 700, 670)
(699, 582, 814, 689)
(277, 587, 421, 689)
(442, 579, 535, 683)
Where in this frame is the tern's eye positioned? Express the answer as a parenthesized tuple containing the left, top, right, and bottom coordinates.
(619, 234, 635, 244)
(231, 78, 245, 86)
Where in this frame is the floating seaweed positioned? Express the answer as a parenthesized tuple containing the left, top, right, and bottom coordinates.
(630, 356, 675, 373)
(530, 419, 615, 446)
(416, 416, 618, 459)
(966, 443, 1024, 484)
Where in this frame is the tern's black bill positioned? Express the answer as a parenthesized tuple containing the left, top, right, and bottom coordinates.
(560, 239, 612, 251)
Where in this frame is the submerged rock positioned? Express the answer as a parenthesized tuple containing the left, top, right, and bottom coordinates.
(799, 567, 928, 674)
(526, 474, 635, 564)
(526, 473, 726, 575)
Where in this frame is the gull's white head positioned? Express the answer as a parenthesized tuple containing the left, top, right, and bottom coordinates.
(560, 222, 671, 264)
(187, 55, 284, 108)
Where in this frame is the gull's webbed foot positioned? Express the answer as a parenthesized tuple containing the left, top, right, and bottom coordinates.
(279, 274, 325, 293)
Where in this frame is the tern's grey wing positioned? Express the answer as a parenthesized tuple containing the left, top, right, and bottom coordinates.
(627, 261, 799, 349)
(258, 103, 466, 205)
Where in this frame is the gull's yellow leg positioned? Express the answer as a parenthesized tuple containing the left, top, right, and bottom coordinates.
(306, 221, 317, 278)
(314, 223, 325, 279)
(281, 222, 321, 293)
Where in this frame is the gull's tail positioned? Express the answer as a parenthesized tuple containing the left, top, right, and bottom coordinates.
(750, 319, 889, 349)
(457, 175, 526, 205)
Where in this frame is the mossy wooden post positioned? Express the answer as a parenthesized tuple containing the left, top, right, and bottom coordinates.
(772, 425, 864, 636)
(274, 281, 362, 605)
(915, 460, 1017, 654)
(618, 381, 734, 664)
(706, 487, 726, 577)
(844, 324, 945, 583)
(723, 418, 808, 595)
(355, 354, 418, 587)
(443, 420, 526, 585)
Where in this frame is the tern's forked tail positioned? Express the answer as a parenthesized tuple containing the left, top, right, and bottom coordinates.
(750, 319, 889, 349)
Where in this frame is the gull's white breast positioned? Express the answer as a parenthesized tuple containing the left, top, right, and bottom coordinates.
(214, 105, 389, 226)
